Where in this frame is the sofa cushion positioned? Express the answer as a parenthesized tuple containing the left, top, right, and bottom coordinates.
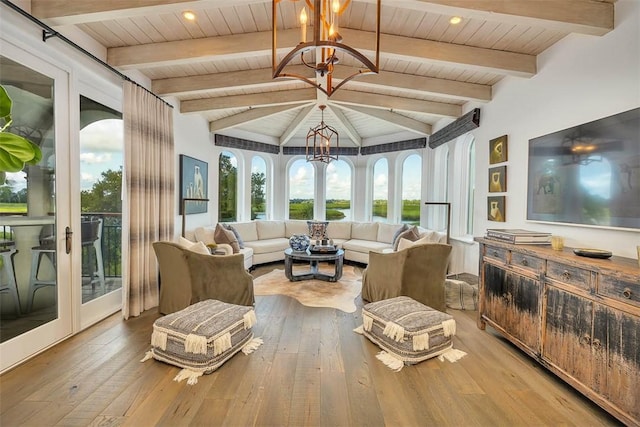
(243, 238, 290, 255)
(285, 220, 309, 238)
(351, 222, 378, 241)
(417, 228, 448, 243)
(215, 224, 240, 253)
(327, 221, 351, 239)
(194, 227, 216, 245)
(256, 220, 285, 240)
(377, 223, 404, 244)
(230, 222, 258, 242)
(342, 239, 391, 253)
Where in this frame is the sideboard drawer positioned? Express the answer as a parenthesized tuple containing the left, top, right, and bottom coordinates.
(510, 252, 544, 274)
(485, 246, 508, 264)
(599, 276, 640, 309)
(547, 261, 592, 291)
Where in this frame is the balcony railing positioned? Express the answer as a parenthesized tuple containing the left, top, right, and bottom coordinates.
(1, 213, 122, 278)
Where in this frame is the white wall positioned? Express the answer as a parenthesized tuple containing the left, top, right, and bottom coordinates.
(465, 0, 640, 259)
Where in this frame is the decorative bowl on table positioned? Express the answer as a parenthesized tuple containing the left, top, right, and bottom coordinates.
(289, 234, 311, 252)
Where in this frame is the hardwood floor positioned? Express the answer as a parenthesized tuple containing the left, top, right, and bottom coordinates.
(0, 263, 621, 426)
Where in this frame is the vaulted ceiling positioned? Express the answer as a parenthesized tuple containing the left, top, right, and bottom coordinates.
(30, 0, 615, 148)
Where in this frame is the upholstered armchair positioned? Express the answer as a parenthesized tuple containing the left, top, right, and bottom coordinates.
(361, 243, 452, 312)
(152, 241, 254, 315)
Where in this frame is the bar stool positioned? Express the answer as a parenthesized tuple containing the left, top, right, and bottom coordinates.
(82, 218, 105, 293)
(27, 225, 56, 313)
(0, 242, 21, 316)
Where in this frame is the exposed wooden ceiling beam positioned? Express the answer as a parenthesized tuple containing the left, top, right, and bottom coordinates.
(408, 0, 614, 36)
(209, 104, 302, 133)
(335, 104, 432, 135)
(331, 91, 462, 118)
(153, 65, 491, 102)
(108, 28, 535, 77)
(33, 0, 613, 36)
(31, 0, 266, 25)
(326, 104, 362, 147)
(180, 88, 316, 113)
(279, 105, 317, 146)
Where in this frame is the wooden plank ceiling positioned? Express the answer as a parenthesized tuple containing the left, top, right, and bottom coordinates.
(31, 0, 615, 148)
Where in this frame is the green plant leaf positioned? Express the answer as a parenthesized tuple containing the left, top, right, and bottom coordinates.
(0, 84, 43, 173)
(0, 85, 12, 122)
(0, 132, 40, 172)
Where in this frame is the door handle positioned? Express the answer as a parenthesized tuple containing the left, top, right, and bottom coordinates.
(65, 227, 72, 254)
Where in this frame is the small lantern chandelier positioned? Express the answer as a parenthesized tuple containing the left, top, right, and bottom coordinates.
(306, 105, 339, 163)
(272, 0, 381, 97)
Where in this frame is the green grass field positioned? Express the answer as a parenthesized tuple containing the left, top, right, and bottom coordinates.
(0, 203, 27, 213)
(290, 199, 420, 223)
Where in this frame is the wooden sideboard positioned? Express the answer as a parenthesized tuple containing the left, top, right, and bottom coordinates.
(476, 238, 640, 426)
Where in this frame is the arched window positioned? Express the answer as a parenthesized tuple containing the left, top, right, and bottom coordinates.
(218, 151, 238, 222)
(466, 139, 475, 234)
(288, 159, 314, 219)
(325, 159, 352, 221)
(372, 158, 388, 222)
(251, 156, 267, 220)
(401, 154, 421, 225)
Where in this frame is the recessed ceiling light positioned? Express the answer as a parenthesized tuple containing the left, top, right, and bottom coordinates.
(182, 10, 196, 21)
(450, 16, 462, 25)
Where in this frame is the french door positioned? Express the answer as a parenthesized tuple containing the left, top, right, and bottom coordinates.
(0, 47, 126, 372)
(0, 43, 73, 372)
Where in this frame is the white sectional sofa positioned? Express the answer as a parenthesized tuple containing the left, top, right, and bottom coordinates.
(190, 220, 447, 269)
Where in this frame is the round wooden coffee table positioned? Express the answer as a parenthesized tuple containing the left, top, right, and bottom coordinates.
(284, 248, 344, 282)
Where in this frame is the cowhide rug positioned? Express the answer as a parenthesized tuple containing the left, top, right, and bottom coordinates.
(253, 265, 362, 313)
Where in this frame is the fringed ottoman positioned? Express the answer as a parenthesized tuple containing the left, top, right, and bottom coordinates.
(141, 299, 262, 385)
(357, 296, 466, 371)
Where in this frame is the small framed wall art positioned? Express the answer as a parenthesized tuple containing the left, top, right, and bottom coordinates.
(488, 165, 507, 193)
(179, 154, 208, 214)
(487, 196, 506, 222)
(489, 135, 508, 164)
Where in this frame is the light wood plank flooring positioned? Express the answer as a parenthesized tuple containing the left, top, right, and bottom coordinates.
(0, 263, 621, 426)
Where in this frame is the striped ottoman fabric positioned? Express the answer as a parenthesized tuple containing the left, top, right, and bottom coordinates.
(361, 296, 463, 371)
(142, 299, 262, 384)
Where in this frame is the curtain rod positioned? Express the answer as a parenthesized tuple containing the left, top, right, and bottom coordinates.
(1, 0, 174, 109)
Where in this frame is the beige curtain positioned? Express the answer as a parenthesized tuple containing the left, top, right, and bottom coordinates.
(122, 81, 174, 319)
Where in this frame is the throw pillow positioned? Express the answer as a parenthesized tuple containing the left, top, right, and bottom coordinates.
(187, 241, 211, 255)
(214, 223, 240, 253)
(397, 234, 436, 251)
(391, 224, 409, 249)
(176, 237, 211, 255)
(393, 226, 419, 250)
(223, 224, 244, 249)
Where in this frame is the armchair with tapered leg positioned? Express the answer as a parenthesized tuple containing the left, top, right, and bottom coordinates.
(152, 241, 254, 315)
(361, 243, 452, 312)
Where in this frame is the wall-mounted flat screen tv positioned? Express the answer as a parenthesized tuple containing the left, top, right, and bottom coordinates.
(527, 107, 640, 230)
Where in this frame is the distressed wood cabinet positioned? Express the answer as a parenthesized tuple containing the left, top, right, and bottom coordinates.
(477, 238, 640, 426)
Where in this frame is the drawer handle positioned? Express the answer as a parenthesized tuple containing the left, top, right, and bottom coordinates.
(562, 271, 571, 280)
(592, 338, 602, 349)
(493, 251, 499, 257)
(521, 259, 529, 266)
(623, 288, 632, 299)
(580, 334, 591, 345)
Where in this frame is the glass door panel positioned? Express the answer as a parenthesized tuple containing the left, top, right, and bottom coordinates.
(0, 52, 72, 371)
(79, 95, 122, 305)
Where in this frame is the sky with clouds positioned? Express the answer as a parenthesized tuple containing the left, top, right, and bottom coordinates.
(80, 119, 123, 191)
(289, 154, 422, 201)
